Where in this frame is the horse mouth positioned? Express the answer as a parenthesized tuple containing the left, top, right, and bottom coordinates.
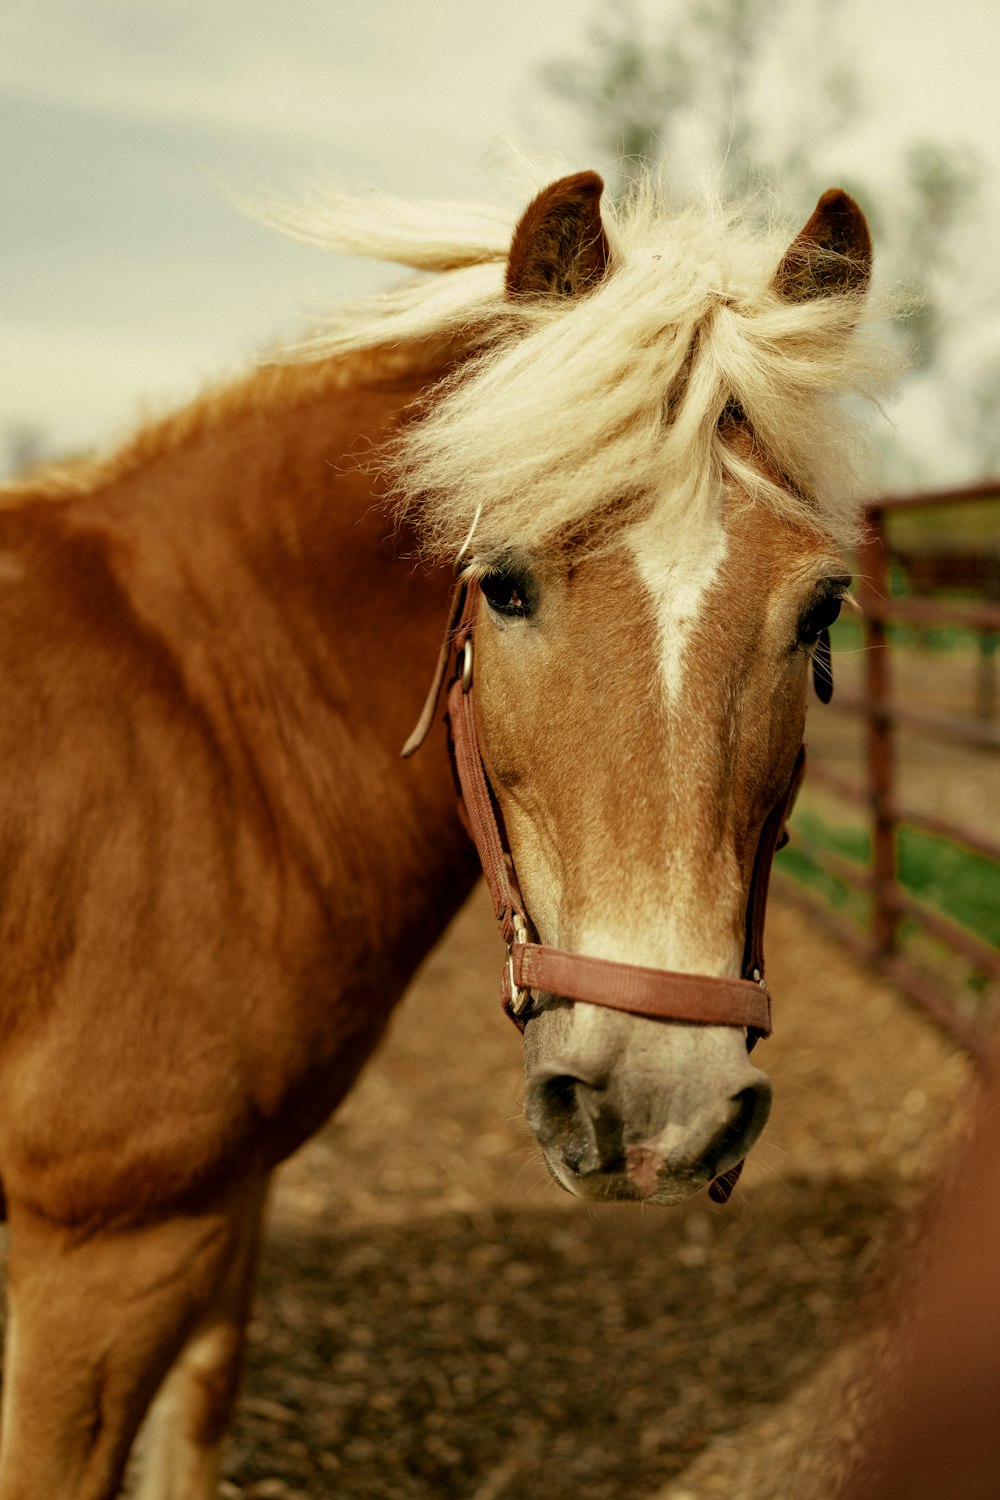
(540, 1147, 710, 1206)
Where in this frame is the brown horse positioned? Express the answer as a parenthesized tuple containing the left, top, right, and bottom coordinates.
(0, 168, 891, 1496)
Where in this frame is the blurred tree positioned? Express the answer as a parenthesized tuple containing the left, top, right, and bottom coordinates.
(894, 141, 983, 368)
(953, 354, 1000, 479)
(541, 0, 997, 484)
(541, 0, 861, 203)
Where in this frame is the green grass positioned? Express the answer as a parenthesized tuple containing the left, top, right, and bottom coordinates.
(780, 808, 1000, 950)
(898, 826, 1000, 949)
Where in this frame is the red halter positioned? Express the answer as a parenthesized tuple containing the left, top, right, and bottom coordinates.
(404, 579, 807, 1202)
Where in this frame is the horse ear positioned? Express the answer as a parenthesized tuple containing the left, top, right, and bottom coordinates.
(505, 171, 611, 302)
(774, 189, 872, 303)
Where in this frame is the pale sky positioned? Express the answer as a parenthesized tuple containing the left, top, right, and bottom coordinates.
(2, 0, 998, 480)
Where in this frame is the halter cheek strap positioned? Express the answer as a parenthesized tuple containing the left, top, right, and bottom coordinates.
(404, 580, 808, 1204)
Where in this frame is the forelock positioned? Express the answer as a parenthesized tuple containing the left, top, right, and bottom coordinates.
(285, 170, 904, 560)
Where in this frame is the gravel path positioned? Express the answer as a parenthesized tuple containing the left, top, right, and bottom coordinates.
(219, 884, 971, 1500)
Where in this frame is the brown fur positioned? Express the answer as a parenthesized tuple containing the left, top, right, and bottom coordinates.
(0, 350, 478, 1496)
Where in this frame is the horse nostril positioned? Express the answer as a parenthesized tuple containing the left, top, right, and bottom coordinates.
(526, 1070, 589, 1143)
(525, 1069, 615, 1172)
(717, 1078, 772, 1170)
(536, 1074, 580, 1135)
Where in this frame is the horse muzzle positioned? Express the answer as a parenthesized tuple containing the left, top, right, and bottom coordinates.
(523, 1012, 772, 1203)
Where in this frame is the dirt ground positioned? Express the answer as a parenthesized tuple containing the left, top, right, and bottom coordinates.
(217, 882, 973, 1500)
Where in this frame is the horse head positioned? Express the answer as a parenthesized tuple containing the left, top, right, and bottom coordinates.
(404, 170, 875, 1204)
(474, 499, 849, 1203)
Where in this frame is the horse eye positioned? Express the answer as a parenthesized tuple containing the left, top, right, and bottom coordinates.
(720, 396, 746, 426)
(479, 568, 532, 619)
(798, 593, 843, 645)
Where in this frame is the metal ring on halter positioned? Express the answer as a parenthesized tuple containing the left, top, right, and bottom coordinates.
(506, 913, 531, 1016)
(460, 637, 474, 693)
(506, 950, 532, 1016)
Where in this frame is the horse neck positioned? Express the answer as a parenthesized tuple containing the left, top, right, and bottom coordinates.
(75, 350, 476, 934)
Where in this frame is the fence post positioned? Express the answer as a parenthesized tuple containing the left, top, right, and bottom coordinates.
(975, 556, 999, 722)
(857, 507, 898, 956)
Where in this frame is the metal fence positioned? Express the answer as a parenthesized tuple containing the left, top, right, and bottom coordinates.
(777, 479, 1000, 1065)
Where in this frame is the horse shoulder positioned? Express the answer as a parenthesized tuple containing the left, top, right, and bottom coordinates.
(0, 501, 337, 1224)
(0, 367, 474, 1229)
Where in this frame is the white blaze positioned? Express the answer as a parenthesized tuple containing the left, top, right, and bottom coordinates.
(627, 497, 728, 708)
(566, 496, 734, 988)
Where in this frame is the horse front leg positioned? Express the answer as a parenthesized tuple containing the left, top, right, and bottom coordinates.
(131, 1176, 269, 1500)
(0, 1177, 266, 1500)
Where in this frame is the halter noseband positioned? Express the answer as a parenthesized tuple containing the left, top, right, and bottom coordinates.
(404, 579, 807, 1203)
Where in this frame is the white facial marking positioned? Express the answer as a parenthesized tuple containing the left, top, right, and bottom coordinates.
(573, 910, 701, 973)
(627, 496, 727, 708)
(572, 884, 742, 982)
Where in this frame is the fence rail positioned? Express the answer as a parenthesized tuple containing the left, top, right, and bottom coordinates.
(776, 480, 1000, 1065)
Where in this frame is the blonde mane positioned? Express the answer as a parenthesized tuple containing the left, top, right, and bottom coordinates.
(282, 170, 901, 560)
(9, 170, 899, 553)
